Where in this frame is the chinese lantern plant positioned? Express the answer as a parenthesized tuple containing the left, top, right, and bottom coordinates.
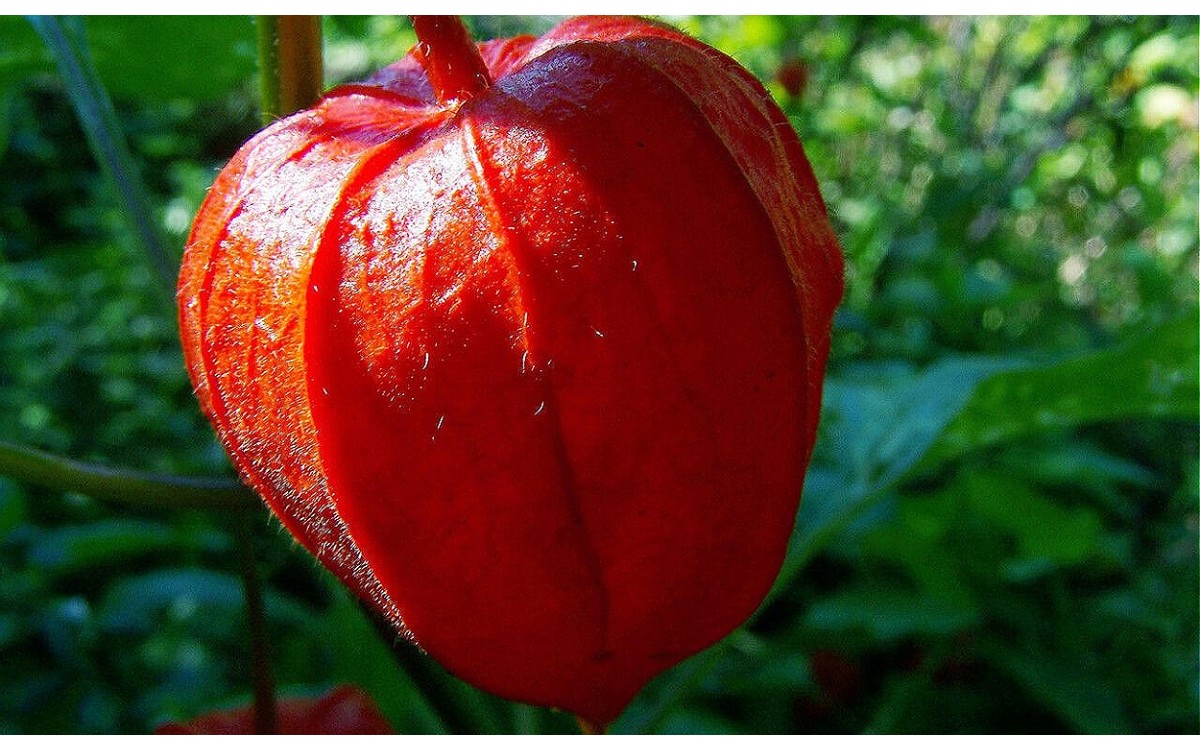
(179, 15, 843, 729)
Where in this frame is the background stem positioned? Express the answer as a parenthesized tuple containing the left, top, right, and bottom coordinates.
(235, 513, 277, 734)
(256, 16, 324, 124)
(0, 439, 257, 511)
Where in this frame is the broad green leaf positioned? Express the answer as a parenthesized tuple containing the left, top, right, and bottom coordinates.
(0, 90, 13, 163)
(0, 17, 47, 91)
(703, 633, 814, 696)
(658, 709, 743, 734)
(924, 316, 1199, 467)
(822, 354, 1025, 489)
(26, 519, 174, 573)
(1001, 443, 1159, 490)
(805, 585, 979, 640)
(963, 470, 1102, 569)
(96, 568, 309, 633)
(782, 317, 1196, 596)
(990, 646, 1134, 733)
(85, 17, 256, 102)
(0, 477, 27, 537)
(861, 500, 978, 604)
(12, 17, 255, 102)
(777, 357, 1023, 593)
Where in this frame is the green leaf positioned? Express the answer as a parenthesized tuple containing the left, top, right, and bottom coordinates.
(775, 357, 1023, 593)
(0, 17, 47, 92)
(777, 317, 1196, 600)
(6, 17, 254, 102)
(317, 585, 447, 734)
(707, 635, 813, 696)
(990, 646, 1134, 733)
(657, 709, 743, 734)
(26, 519, 175, 574)
(816, 354, 1026, 491)
(0, 478, 28, 537)
(84, 17, 256, 102)
(96, 568, 308, 634)
(0, 89, 13, 163)
(964, 470, 1103, 569)
(924, 316, 1199, 467)
(1001, 443, 1159, 491)
(805, 585, 979, 641)
(861, 496, 978, 604)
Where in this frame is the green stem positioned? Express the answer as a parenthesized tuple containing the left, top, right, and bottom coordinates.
(235, 513, 277, 734)
(27, 16, 176, 302)
(256, 16, 324, 125)
(0, 440, 276, 728)
(0, 439, 257, 511)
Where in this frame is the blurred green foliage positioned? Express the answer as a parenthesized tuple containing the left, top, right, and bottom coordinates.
(0, 15, 1196, 734)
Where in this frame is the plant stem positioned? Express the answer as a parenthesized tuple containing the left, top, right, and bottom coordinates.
(0, 439, 257, 511)
(0, 441, 278, 730)
(411, 16, 491, 105)
(256, 15, 324, 125)
(28, 15, 177, 302)
(235, 512, 278, 734)
(243, 15, 326, 732)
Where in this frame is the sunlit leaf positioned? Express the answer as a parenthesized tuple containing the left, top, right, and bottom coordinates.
(925, 316, 1198, 467)
(10, 17, 256, 102)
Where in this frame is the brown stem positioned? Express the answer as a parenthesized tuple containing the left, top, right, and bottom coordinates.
(235, 513, 277, 734)
(411, 16, 491, 105)
(257, 15, 324, 123)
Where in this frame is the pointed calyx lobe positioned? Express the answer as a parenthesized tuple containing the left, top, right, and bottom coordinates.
(178, 16, 844, 726)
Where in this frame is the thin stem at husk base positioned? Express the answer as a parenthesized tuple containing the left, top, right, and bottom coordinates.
(235, 512, 277, 734)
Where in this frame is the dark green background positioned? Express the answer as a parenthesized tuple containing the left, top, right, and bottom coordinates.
(0, 16, 1196, 733)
